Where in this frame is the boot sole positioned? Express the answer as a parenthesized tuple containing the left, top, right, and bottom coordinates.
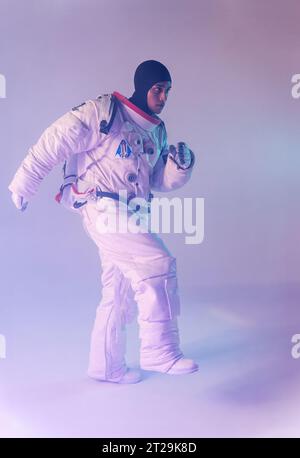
(166, 365, 199, 375)
(88, 371, 142, 384)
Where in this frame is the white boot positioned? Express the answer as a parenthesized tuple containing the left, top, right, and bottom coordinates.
(139, 317, 198, 375)
(166, 358, 199, 375)
(141, 356, 199, 375)
(88, 367, 142, 384)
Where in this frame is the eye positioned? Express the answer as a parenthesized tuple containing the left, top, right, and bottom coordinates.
(152, 86, 171, 96)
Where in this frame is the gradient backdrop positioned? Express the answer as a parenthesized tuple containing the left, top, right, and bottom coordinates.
(0, 0, 299, 437)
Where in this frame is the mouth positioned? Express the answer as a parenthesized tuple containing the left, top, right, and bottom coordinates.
(156, 104, 164, 109)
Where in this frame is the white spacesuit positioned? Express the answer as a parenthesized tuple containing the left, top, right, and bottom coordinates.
(8, 61, 199, 384)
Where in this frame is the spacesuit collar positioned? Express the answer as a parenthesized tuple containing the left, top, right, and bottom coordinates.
(113, 91, 161, 132)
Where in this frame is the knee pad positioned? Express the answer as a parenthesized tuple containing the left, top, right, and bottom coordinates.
(136, 272, 181, 321)
(131, 255, 177, 283)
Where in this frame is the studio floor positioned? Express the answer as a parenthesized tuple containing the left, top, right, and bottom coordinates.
(1, 283, 300, 438)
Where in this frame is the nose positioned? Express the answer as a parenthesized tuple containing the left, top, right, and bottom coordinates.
(160, 91, 167, 104)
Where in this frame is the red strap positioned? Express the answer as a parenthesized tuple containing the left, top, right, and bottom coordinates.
(55, 191, 62, 203)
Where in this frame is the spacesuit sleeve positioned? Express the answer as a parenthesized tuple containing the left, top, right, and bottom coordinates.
(150, 123, 196, 192)
(8, 100, 100, 199)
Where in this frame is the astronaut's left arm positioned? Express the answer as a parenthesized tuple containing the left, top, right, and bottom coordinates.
(150, 124, 196, 192)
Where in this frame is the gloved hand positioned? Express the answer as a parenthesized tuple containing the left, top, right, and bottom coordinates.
(169, 142, 193, 169)
(11, 192, 28, 211)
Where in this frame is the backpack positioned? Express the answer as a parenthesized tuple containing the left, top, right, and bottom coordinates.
(54, 93, 118, 212)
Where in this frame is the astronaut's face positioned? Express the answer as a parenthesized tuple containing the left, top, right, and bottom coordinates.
(147, 81, 172, 114)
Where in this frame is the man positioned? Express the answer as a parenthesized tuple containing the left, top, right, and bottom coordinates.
(8, 60, 198, 384)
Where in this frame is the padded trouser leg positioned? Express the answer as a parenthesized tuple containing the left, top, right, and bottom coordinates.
(87, 258, 127, 380)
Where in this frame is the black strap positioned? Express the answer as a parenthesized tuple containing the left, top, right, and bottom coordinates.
(99, 95, 119, 134)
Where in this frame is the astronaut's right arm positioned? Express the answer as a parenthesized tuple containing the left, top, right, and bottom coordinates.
(8, 100, 100, 207)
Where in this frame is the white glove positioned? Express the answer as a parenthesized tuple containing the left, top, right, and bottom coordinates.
(169, 142, 193, 169)
(11, 192, 28, 212)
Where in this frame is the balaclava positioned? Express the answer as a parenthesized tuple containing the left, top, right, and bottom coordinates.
(128, 60, 172, 115)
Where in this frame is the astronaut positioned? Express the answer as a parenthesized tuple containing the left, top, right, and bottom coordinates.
(8, 60, 199, 384)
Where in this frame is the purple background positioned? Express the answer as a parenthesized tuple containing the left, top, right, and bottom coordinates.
(0, 0, 300, 437)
